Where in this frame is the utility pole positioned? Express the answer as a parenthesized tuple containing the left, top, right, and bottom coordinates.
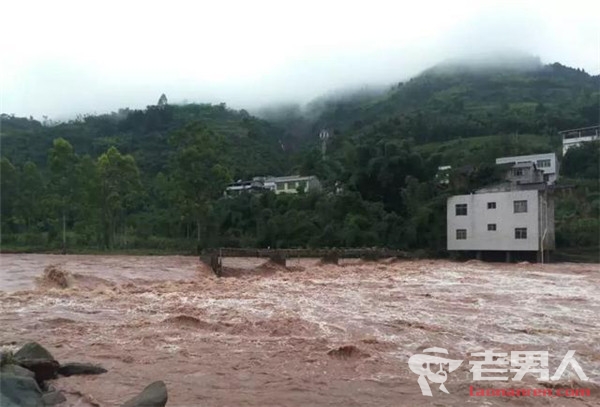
(319, 129, 330, 158)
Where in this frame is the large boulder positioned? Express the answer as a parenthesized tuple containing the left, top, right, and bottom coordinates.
(58, 362, 107, 377)
(14, 342, 55, 361)
(13, 342, 59, 383)
(0, 363, 36, 379)
(121, 381, 168, 407)
(41, 390, 67, 406)
(0, 375, 44, 407)
(16, 359, 59, 383)
(0, 350, 13, 366)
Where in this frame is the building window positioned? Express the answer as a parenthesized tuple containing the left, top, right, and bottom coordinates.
(514, 200, 528, 213)
(455, 204, 467, 216)
(515, 228, 527, 239)
(456, 229, 467, 240)
(276, 182, 285, 190)
(537, 159, 551, 168)
(513, 168, 524, 176)
(487, 224, 497, 231)
(487, 202, 496, 209)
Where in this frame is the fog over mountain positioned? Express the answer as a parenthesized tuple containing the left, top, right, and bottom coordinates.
(1, 0, 598, 120)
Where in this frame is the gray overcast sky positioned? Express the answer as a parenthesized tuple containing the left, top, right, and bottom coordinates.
(1, 0, 599, 119)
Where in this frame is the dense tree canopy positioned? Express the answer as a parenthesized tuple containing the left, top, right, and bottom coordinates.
(1, 59, 598, 256)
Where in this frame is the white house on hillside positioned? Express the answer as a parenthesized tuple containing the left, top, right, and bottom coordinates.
(264, 175, 321, 194)
(496, 153, 558, 184)
(559, 125, 600, 155)
(224, 175, 321, 196)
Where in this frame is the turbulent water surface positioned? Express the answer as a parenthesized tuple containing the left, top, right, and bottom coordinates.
(0, 254, 599, 406)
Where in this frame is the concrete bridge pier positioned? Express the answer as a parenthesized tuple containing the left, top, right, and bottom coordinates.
(200, 252, 222, 277)
(269, 252, 287, 267)
(320, 251, 339, 265)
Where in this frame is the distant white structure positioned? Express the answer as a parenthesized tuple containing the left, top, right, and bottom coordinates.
(436, 165, 452, 185)
(559, 125, 599, 155)
(496, 153, 558, 184)
(319, 129, 330, 158)
(224, 178, 273, 196)
(265, 175, 321, 194)
(224, 175, 321, 196)
(447, 159, 555, 262)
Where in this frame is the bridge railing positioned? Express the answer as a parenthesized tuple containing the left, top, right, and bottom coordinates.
(200, 248, 407, 276)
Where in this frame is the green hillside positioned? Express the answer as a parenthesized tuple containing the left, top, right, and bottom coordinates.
(414, 134, 561, 167)
(302, 59, 598, 145)
(1, 103, 289, 180)
(1, 58, 598, 257)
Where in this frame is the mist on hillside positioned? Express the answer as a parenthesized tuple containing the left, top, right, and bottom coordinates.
(254, 84, 388, 122)
(1, 1, 599, 120)
(253, 51, 565, 121)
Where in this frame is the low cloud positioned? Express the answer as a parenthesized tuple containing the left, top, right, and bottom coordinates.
(1, 0, 598, 119)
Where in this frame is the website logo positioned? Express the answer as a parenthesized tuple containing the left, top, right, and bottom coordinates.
(408, 347, 463, 396)
(408, 348, 590, 398)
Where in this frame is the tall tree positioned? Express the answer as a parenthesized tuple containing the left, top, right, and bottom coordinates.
(170, 123, 232, 250)
(48, 138, 78, 252)
(75, 155, 101, 244)
(18, 161, 45, 231)
(97, 146, 142, 248)
(0, 157, 19, 234)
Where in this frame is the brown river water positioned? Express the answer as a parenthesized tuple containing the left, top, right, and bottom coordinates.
(0, 254, 599, 406)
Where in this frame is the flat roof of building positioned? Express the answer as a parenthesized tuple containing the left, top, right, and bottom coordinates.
(558, 125, 599, 134)
(265, 175, 317, 182)
(496, 152, 556, 164)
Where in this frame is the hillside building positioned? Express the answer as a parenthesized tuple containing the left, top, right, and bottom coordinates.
(264, 175, 321, 194)
(447, 159, 554, 262)
(495, 153, 558, 184)
(224, 179, 272, 196)
(559, 125, 599, 155)
(436, 165, 452, 185)
(224, 175, 321, 196)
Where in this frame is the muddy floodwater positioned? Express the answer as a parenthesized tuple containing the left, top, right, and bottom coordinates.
(1, 254, 599, 406)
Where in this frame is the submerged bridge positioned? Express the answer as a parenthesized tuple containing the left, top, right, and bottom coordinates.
(200, 248, 406, 276)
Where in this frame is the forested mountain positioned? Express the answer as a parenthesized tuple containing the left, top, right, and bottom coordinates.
(295, 59, 598, 145)
(1, 103, 288, 180)
(1, 58, 598, 258)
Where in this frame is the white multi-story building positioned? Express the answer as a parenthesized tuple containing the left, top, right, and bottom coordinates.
(447, 160, 555, 262)
(559, 125, 600, 155)
(447, 189, 554, 256)
(495, 153, 558, 184)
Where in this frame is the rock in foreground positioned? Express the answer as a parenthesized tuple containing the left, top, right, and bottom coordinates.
(14, 342, 55, 362)
(1, 363, 36, 379)
(121, 381, 168, 407)
(58, 362, 107, 377)
(17, 359, 60, 383)
(41, 389, 67, 406)
(13, 342, 59, 382)
(0, 375, 44, 407)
